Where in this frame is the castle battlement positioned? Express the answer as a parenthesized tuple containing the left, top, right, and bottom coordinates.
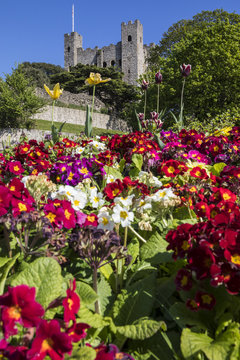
(64, 20, 152, 85)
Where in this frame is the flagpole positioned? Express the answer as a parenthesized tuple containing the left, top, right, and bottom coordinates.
(72, 4, 74, 32)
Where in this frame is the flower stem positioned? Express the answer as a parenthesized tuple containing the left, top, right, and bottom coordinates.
(157, 84, 160, 114)
(123, 226, 128, 248)
(51, 100, 55, 126)
(90, 85, 96, 136)
(92, 266, 100, 314)
(129, 225, 147, 243)
(144, 90, 147, 120)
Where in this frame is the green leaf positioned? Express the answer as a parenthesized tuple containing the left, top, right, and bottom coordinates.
(169, 302, 208, 330)
(77, 304, 107, 328)
(113, 273, 157, 327)
(181, 327, 239, 360)
(173, 206, 198, 221)
(10, 257, 63, 309)
(210, 162, 227, 176)
(66, 346, 96, 360)
(131, 154, 143, 171)
(116, 318, 166, 340)
(97, 275, 113, 315)
(99, 263, 116, 292)
(127, 237, 139, 266)
(104, 165, 123, 180)
(0, 254, 20, 295)
(76, 281, 98, 305)
(140, 231, 172, 264)
(0, 257, 12, 268)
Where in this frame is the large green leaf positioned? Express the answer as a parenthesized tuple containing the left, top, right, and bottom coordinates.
(97, 275, 113, 315)
(140, 231, 172, 264)
(10, 257, 63, 309)
(0, 254, 20, 295)
(113, 273, 157, 327)
(116, 318, 166, 340)
(181, 326, 239, 360)
(76, 281, 98, 305)
(170, 302, 209, 330)
(104, 165, 123, 180)
(77, 304, 107, 328)
(99, 263, 116, 292)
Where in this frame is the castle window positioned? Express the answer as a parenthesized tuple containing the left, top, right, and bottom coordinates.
(111, 60, 115, 66)
(67, 46, 70, 53)
(128, 69, 130, 74)
(128, 35, 132, 42)
(140, 37, 142, 42)
(103, 61, 107, 68)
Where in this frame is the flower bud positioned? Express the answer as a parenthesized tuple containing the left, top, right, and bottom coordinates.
(155, 71, 163, 84)
(180, 64, 191, 77)
(141, 80, 149, 90)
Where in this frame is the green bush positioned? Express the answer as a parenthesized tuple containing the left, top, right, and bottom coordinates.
(0, 67, 45, 129)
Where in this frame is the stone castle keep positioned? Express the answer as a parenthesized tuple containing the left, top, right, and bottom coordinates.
(64, 20, 154, 86)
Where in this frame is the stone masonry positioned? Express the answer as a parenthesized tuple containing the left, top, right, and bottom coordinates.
(64, 20, 154, 86)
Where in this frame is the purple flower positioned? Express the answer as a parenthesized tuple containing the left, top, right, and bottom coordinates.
(180, 64, 191, 77)
(141, 80, 149, 90)
(155, 71, 163, 84)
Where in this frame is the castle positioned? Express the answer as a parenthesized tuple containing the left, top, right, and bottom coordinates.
(64, 20, 154, 86)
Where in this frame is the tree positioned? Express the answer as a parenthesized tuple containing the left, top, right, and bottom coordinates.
(0, 67, 45, 129)
(148, 9, 240, 66)
(20, 62, 64, 87)
(143, 15, 240, 125)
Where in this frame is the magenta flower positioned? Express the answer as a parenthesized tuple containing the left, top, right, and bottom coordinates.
(66, 322, 90, 342)
(0, 285, 44, 338)
(27, 319, 72, 360)
(180, 63, 191, 77)
(155, 71, 163, 84)
(62, 279, 80, 325)
(141, 80, 149, 90)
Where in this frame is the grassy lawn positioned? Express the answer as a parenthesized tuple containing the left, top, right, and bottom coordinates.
(34, 119, 124, 136)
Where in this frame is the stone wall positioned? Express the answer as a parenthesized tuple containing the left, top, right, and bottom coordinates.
(32, 105, 129, 132)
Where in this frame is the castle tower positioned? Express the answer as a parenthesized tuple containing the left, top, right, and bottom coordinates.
(64, 32, 83, 69)
(121, 20, 145, 86)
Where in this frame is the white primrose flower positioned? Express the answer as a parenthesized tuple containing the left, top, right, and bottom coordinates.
(90, 191, 105, 208)
(91, 140, 106, 151)
(139, 171, 162, 188)
(50, 185, 76, 201)
(97, 211, 115, 231)
(135, 196, 152, 213)
(151, 188, 176, 202)
(71, 189, 88, 210)
(73, 146, 85, 155)
(112, 204, 134, 227)
(106, 174, 117, 184)
(114, 194, 135, 207)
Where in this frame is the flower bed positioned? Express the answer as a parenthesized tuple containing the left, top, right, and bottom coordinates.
(0, 125, 240, 359)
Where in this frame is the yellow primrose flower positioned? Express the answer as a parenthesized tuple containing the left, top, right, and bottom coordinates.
(44, 83, 63, 100)
(85, 72, 111, 86)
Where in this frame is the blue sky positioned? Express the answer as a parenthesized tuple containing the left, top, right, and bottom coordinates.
(0, 0, 239, 77)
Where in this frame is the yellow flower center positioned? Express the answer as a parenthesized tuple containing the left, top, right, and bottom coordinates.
(120, 211, 128, 219)
(64, 209, 72, 220)
(18, 203, 27, 212)
(102, 217, 109, 225)
(181, 276, 188, 287)
(7, 305, 21, 320)
(67, 298, 74, 310)
(79, 167, 89, 175)
(87, 216, 95, 223)
(168, 166, 175, 174)
(201, 294, 212, 304)
(231, 254, 240, 265)
(222, 193, 231, 201)
(112, 189, 120, 196)
(181, 241, 190, 251)
(68, 172, 74, 180)
(13, 166, 20, 172)
(46, 212, 56, 223)
(41, 338, 54, 352)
